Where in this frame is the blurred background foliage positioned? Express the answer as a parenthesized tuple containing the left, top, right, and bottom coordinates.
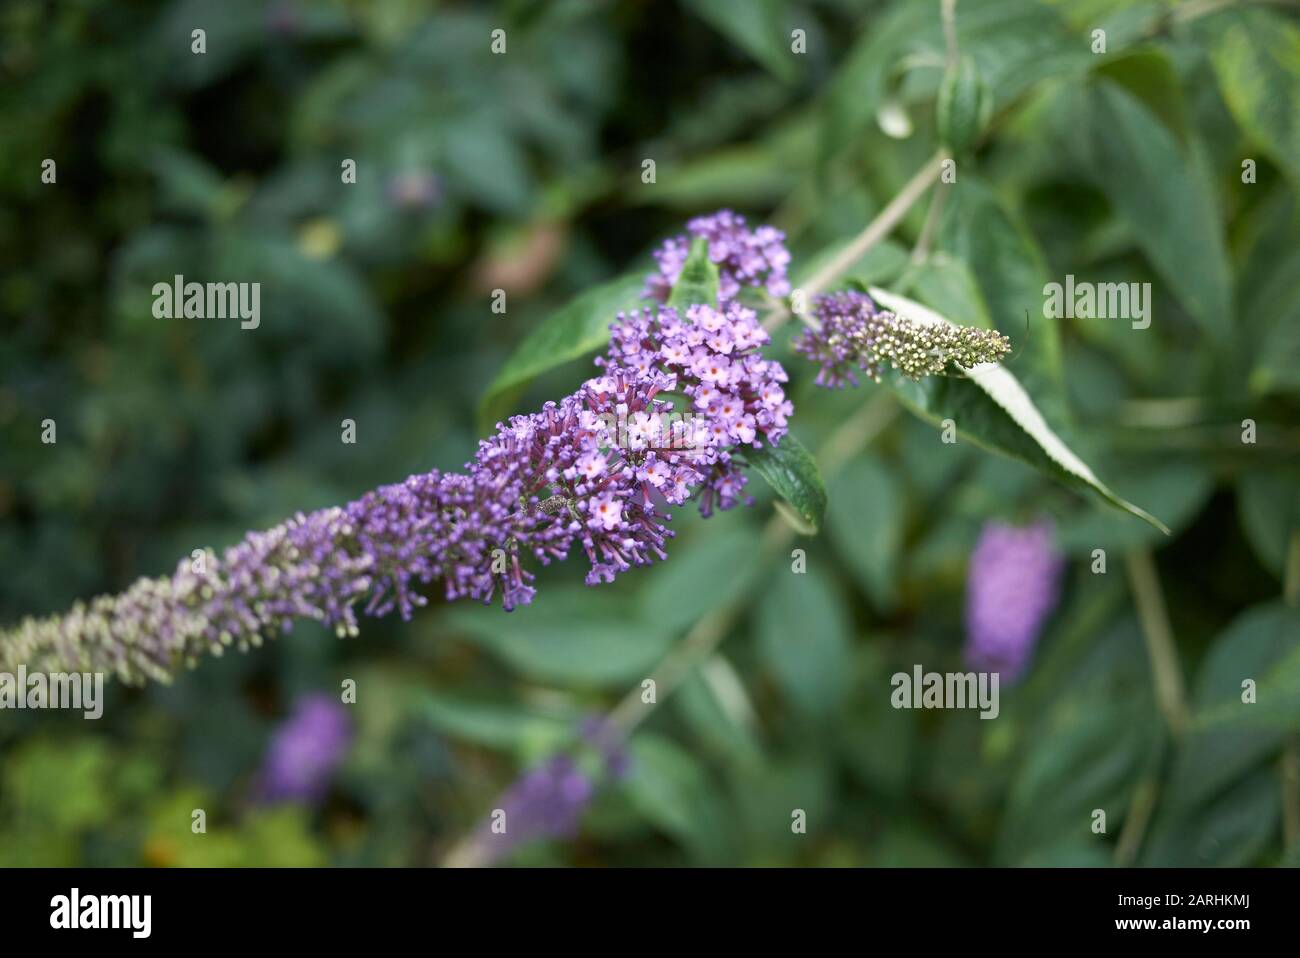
(1, 0, 1299, 867)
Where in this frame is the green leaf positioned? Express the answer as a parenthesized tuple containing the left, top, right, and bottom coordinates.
(418, 693, 575, 754)
(667, 236, 719, 310)
(1070, 80, 1233, 339)
(1167, 602, 1300, 810)
(621, 734, 730, 861)
(674, 657, 764, 767)
(936, 56, 992, 155)
(1193, 602, 1300, 734)
(827, 457, 904, 612)
(868, 286, 1168, 532)
(1237, 471, 1300, 578)
(745, 433, 827, 534)
(444, 589, 674, 687)
(1056, 461, 1212, 554)
(1141, 769, 1281, 867)
(637, 523, 765, 633)
(756, 570, 853, 718)
(681, 0, 797, 83)
(996, 694, 1159, 865)
(637, 146, 796, 209)
(1204, 7, 1300, 185)
(897, 253, 992, 331)
(820, 1, 932, 160)
(478, 271, 647, 426)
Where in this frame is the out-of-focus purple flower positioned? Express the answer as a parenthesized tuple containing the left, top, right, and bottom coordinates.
(963, 520, 1065, 683)
(256, 694, 352, 805)
(470, 755, 594, 865)
(465, 718, 632, 865)
(795, 290, 1011, 388)
(387, 170, 441, 210)
(645, 210, 791, 303)
(599, 300, 792, 515)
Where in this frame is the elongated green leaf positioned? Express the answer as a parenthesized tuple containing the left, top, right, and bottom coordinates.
(869, 286, 1167, 532)
(622, 734, 731, 862)
(827, 457, 904, 612)
(419, 693, 575, 754)
(667, 237, 719, 310)
(756, 570, 852, 718)
(1194, 602, 1300, 733)
(1168, 602, 1300, 808)
(445, 589, 674, 686)
(1204, 7, 1300, 185)
(1072, 81, 1232, 339)
(745, 433, 827, 534)
(637, 524, 765, 632)
(478, 271, 647, 426)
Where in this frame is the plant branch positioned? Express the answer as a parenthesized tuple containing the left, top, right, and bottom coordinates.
(764, 150, 948, 332)
(1125, 550, 1189, 736)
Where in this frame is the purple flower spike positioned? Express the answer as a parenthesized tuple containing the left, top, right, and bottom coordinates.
(473, 755, 595, 864)
(963, 520, 1066, 684)
(645, 210, 791, 303)
(1, 213, 795, 688)
(256, 693, 352, 805)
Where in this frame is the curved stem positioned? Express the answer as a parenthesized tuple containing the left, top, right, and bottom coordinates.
(1126, 549, 1189, 736)
(764, 150, 948, 332)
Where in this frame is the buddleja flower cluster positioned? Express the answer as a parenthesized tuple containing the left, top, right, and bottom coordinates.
(0, 212, 793, 686)
(795, 289, 1011, 388)
(599, 300, 792, 515)
(644, 209, 791, 303)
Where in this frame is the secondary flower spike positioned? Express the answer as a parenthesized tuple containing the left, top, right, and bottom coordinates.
(963, 519, 1065, 683)
(255, 693, 353, 805)
(645, 209, 791, 303)
(795, 289, 1011, 388)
